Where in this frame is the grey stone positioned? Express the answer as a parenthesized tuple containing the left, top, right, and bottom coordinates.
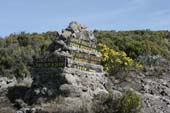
(61, 30, 72, 39)
(110, 90, 122, 100)
(60, 84, 82, 97)
(65, 73, 77, 84)
(0, 77, 17, 90)
(16, 107, 36, 113)
(68, 21, 81, 33)
(56, 97, 88, 113)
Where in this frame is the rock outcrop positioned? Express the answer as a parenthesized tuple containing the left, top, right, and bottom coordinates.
(23, 21, 109, 113)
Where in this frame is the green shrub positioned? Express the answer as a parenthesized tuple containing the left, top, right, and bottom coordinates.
(92, 89, 141, 113)
(118, 89, 141, 113)
(96, 30, 170, 60)
(0, 31, 56, 78)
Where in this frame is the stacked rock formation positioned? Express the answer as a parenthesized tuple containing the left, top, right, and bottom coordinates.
(35, 21, 103, 73)
(25, 21, 108, 112)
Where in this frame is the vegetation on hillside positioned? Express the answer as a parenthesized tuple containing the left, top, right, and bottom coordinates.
(0, 31, 57, 78)
(0, 30, 170, 78)
(1, 30, 170, 113)
(95, 30, 170, 59)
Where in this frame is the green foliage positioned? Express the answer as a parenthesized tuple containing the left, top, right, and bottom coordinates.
(98, 43, 142, 74)
(1, 30, 170, 79)
(14, 62, 29, 78)
(118, 89, 141, 113)
(0, 31, 56, 78)
(95, 30, 170, 59)
(0, 38, 5, 47)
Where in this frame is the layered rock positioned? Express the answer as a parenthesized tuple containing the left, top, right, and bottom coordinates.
(24, 21, 108, 112)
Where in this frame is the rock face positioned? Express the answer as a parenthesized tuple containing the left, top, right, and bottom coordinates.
(27, 68, 108, 104)
(24, 21, 108, 112)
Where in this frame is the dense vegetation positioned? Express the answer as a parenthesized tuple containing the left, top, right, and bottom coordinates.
(0, 31, 57, 78)
(95, 30, 170, 59)
(0, 30, 170, 79)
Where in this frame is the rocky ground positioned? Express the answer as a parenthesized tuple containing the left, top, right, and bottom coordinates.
(140, 75, 170, 113)
(0, 88, 16, 113)
(112, 66, 170, 113)
(0, 77, 17, 113)
(1, 68, 170, 113)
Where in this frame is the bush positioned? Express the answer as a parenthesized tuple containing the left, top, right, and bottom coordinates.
(98, 43, 141, 74)
(96, 30, 170, 60)
(92, 89, 141, 113)
(0, 31, 56, 78)
(118, 89, 142, 113)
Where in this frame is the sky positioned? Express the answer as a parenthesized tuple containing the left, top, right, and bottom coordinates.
(0, 0, 170, 37)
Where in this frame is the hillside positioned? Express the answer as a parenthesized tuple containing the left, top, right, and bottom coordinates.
(0, 23, 170, 113)
(1, 30, 170, 78)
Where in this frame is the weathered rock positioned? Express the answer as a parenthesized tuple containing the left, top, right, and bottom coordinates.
(16, 107, 36, 113)
(60, 84, 82, 97)
(110, 90, 122, 100)
(0, 88, 16, 113)
(27, 68, 108, 103)
(61, 30, 72, 40)
(22, 21, 108, 113)
(0, 77, 17, 90)
(56, 97, 90, 113)
(67, 21, 87, 33)
(141, 93, 170, 113)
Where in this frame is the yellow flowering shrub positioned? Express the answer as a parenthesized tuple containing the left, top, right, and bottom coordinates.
(98, 43, 136, 74)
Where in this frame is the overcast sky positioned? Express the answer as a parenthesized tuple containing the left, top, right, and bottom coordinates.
(0, 0, 170, 37)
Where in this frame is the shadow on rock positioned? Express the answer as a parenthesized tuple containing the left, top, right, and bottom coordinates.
(7, 85, 30, 109)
